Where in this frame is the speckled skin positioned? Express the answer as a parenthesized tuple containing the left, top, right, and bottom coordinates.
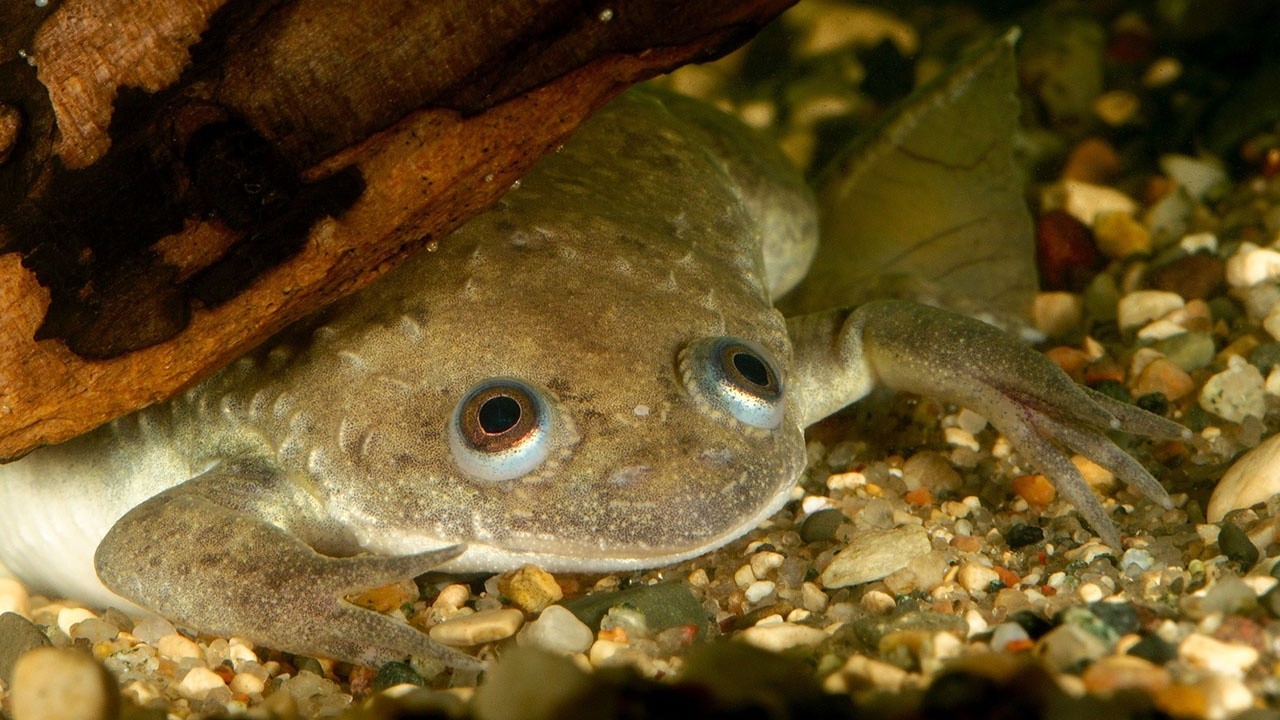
(0, 90, 1185, 669)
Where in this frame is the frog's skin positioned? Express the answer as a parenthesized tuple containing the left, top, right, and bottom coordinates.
(0, 90, 1187, 669)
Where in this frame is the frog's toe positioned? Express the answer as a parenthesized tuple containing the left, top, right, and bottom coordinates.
(1081, 386, 1193, 441)
(998, 409, 1123, 548)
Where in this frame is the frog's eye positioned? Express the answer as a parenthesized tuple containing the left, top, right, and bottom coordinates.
(680, 337, 785, 430)
(450, 379, 552, 482)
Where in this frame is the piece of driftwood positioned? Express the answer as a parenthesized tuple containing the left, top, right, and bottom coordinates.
(0, 0, 793, 460)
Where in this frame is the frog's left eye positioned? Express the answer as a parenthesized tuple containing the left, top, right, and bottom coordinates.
(450, 379, 553, 482)
(680, 337, 785, 430)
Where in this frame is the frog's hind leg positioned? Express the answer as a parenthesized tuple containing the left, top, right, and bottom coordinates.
(94, 460, 482, 670)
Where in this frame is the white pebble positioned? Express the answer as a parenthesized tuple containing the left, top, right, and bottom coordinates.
(1208, 432, 1280, 521)
(733, 564, 756, 589)
(1179, 231, 1218, 254)
(944, 427, 979, 451)
(156, 633, 202, 661)
(1160, 154, 1227, 200)
(1199, 356, 1266, 423)
(131, 614, 177, 644)
(55, 608, 96, 638)
(429, 608, 524, 646)
(1042, 180, 1138, 225)
(801, 582, 829, 612)
(749, 551, 785, 578)
(0, 577, 30, 617)
(1226, 243, 1280, 288)
(1033, 292, 1083, 336)
(230, 671, 265, 695)
(1136, 318, 1187, 340)
(1179, 634, 1259, 677)
(1117, 290, 1184, 329)
(745, 580, 777, 604)
(956, 563, 1001, 594)
(432, 584, 471, 610)
(176, 666, 226, 701)
(517, 605, 594, 655)
(820, 524, 931, 589)
(737, 622, 828, 652)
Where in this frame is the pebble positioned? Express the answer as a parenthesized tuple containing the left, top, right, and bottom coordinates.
(1011, 474, 1055, 507)
(157, 632, 203, 661)
(10, 647, 118, 720)
(1062, 137, 1121, 183)
(1117, 290, 1184, 329)
(498, 565, 563, 613)
(989, 622, 1031, 651)
(429, 608, 525, 646)
(0, 577, 30, 617)
(1036, 210, 1102, 292)
(744, 581, 777, 604)
(800, 508, 845, 542)
(956, 563, 1001, 594)
(1043, 180, 1138, 226)
(1210, 433, 1280, 521)
(1033, 292, 1084, 336)
(1080, 655, 1170, 694)
(55, 607, 96, 638)
(1093, 210, 1151, 258)
(130, 614, 177, 644)
(1160, 154, 1228, 201)
(1178, 634, 1259, 677)
(824, 654, 910, 693)
(1034, 624, 1109, 672)
(1093, 90, 1139, 126)
(819, 524, 931, 589)
(1131, 357, 1195, 400)
(1226, 242, 1280, 288)
(1199, 355, 1266, 422)
(736, 621, 828, 653)
(177, 665, 228, 701)
(349, 579, 417, 613)
(1150, 332, 1215, 371)
(516, 605, 594, 655)
(749, 551, 785, 578)
(0, 613, 50, 686)
(230, 671, 266, 696)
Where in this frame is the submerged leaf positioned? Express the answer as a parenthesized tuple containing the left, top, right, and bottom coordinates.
(778, 28, 1036, 323)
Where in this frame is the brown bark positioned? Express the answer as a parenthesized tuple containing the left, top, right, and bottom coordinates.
(0, 0, 793, 460)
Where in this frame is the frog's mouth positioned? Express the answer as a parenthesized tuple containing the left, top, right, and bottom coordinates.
(434, 475, 796, 574)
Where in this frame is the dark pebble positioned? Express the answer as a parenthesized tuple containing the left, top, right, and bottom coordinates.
(1260, 584, 1280, 618)
(374, 660, 425, 691)
(800, 508, 845, 543)
(1005, 523, 1045, 549)
(561, 581, 707, 635)
(1083, 601, 1140, 635)
(1008, 610, 1054, 640)
(1136, 392, 1170, 415)
(1219, 523, 1261, 569)
(1036, 210, 1104, 292)
(1251, 341, 1280, 375)
(1149, 252, 1225, 299)
(1091, 379, 1131, 403)
(1126, 633, 1178, 665)
(0, 612, 50, 687)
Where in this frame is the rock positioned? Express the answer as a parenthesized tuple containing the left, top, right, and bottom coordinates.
(1199, 356, 1266, 422)
(559, 581, 706, 636)
(156, 633, 202, 661)
(1160, 154, 1228, 201)
(1117, 290, 1184, 330)
(1033, 292, 1084, 336)
(1043, 180, 1138, 226)
(1226, 242, 1280, 288)
(10, 647, 118, 720)
(1094, 90, 1140, 126)
(1178, 633, 1259, 677)
(1131, 357, 1195, 400)
(800, 508, 845, 543)
(902, 452, 961, 493)
(429, 608, 524, 647)
(736, 621, 828, 653)
(1081, 655, 1170, 694)
(1219, 523, 1261, 568)
(819, 524, 931, 589)
(55, 608, 96, 638)
(956, 563, 1001, 595)
(348, 579, 418, 613)
(1150, 332, 1215, 371)
(989, 622, 1031, 651)
(1035, 210, 1103, 292)
(1034, 624, 1109, 672)
(0, 613, 50, 687)
(0, 577, 30, 617)
(177, 666, 228, 701)
(1011, 474, 1055, 507)
(517, 605, 594, 655)
(497, 565, 563, 613)
(1208, 433, 1280, 521)
(1093, 210, 1151, 258)
(1144, 187, 1192, 242)
(1062, 137, 1121, 183)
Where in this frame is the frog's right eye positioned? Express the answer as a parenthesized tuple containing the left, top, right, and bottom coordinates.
(679, 337, 785, 430)
(449, 379, 552, 482)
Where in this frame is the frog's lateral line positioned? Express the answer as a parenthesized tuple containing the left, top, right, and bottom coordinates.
(0, 90, 1186, 670)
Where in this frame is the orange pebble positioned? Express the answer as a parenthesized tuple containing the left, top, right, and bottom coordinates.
(993, 566, 1021, 588)
(951, 535, 983, 553)
(1012, 474, 1056, 507)
(904, 487, 934, 507)
(1044, 346, 1091, 381)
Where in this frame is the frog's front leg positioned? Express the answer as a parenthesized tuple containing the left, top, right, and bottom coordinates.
(94, 460, 482, 670)
(788, 299, 1190, 547)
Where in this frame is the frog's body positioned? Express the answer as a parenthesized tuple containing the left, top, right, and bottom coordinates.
(0, 90, 1185, 669)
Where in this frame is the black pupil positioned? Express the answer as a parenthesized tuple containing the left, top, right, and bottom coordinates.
(478, 395, 522, 434)
(732, 351, 770, 387)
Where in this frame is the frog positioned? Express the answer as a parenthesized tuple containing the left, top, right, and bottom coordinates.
(0, 88, 1188, 671)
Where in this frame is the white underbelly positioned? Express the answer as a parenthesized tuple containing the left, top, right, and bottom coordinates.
(0, 441, 192, 613)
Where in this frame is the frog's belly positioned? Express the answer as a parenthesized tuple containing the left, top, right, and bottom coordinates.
(0, 446, 192, 613)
